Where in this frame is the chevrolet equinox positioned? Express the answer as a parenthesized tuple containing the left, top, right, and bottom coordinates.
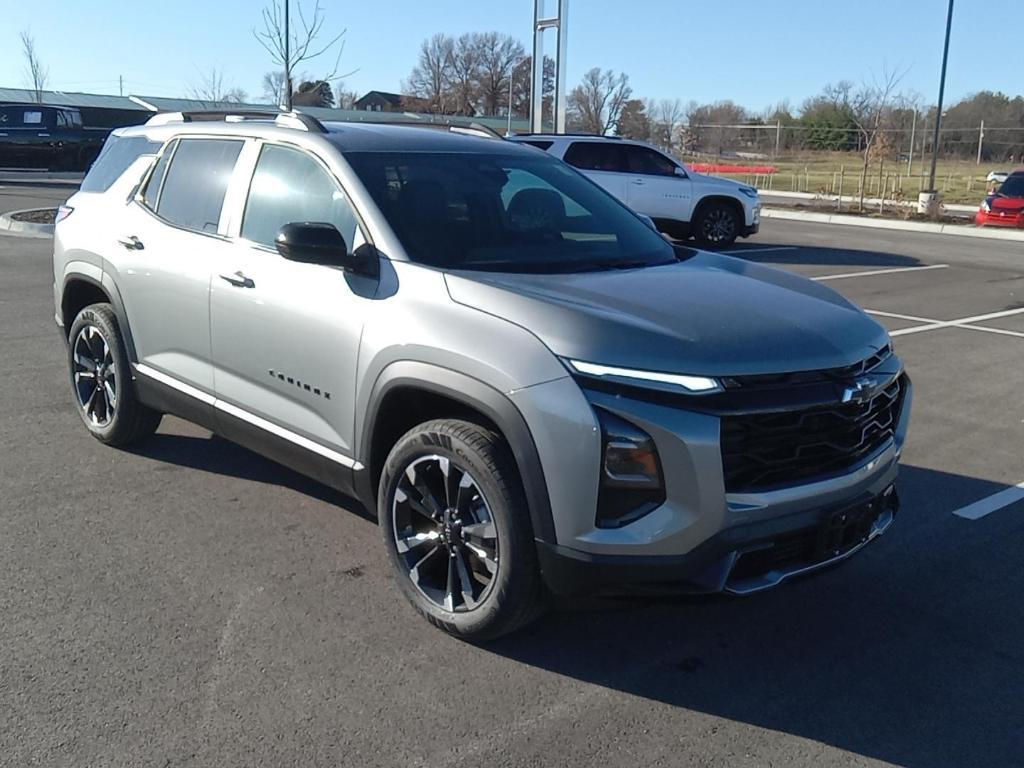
(53, 112, 911, 639)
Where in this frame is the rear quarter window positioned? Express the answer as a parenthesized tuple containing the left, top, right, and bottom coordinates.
(80, 135, 162, 193)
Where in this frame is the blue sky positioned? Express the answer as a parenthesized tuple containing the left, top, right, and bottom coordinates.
(1, 1, 1018, 111)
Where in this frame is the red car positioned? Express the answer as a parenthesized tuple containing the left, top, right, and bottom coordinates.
(976, 170, 1024, 228)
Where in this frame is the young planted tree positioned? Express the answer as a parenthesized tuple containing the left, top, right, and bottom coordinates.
(20, 31, 49, 103)
(254, 0, 352, 109)
(567, 68, 632, 135)
(851, 68, 905, 211)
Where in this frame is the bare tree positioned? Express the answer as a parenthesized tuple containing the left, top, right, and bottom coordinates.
(262, 70, 287, 105)
(474, 32, 526, 116)
(189, 68, 248, 106)
(335, 85, 358, 110)
(404, 33, 456, 114)
(567, 68, 632, 135)
(851, 67, 905, 211)
(650, 98, 684, 150)
(20, 31, 49, 103)
(254, 0, 353, 108)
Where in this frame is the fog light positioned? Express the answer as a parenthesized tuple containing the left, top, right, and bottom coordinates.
(595, 409, 665, 528)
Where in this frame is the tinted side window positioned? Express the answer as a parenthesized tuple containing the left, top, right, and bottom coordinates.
(519, 140, 553, 151)
(241, 144, 360, 249)
(142, 141, 175, 210)
(157, 139, 243, 233)
(81, 135, 162, 193)
(563, 142, 626, 172)
(625, 146, 678, 176)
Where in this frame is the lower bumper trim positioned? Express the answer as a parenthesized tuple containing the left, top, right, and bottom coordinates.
(536, 486, 898, 597)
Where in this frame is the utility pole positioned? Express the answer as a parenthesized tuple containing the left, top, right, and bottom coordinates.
(976, 119, 985, 164)
(284, 0, 292, 111)
(507, 67, 515, 135)
(906, 109, 916, 176)
(927, 0, 954, 192)
(774, 120, 781, 159)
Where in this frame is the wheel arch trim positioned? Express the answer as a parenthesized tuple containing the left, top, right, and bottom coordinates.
(60, 268, 139, 363)
(357, 361, 557, 545)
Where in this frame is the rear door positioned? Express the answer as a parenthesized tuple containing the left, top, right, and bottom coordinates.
(0, 106, 52, 168)
(209, 141, 371, 460)
(562, 141, 629, 202)
(114, 136, 245, 397)
(622, 144, 693, 222)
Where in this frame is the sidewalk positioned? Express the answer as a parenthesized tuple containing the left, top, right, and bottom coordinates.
(761, 207, 1024, 243)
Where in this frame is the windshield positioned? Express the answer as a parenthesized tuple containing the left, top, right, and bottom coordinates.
(996, 174, 1024, 198)
(344, 150, 676, 272)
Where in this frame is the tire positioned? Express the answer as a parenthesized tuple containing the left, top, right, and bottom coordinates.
(378, 419, 546, 641)
(693, 201, 741, 248)
(67, 303, 162, 446)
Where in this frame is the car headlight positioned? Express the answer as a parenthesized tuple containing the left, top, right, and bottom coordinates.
(566, 359, 723, 394)
(738, 186, 758, 198)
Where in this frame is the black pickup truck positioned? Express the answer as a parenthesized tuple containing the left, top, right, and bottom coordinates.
(0, 104, 108, 171)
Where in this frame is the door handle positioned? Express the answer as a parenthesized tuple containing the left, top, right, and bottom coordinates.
(219, 271, 255, 289)
(118, 236, 144, 251)
(631, 179, 646, 185)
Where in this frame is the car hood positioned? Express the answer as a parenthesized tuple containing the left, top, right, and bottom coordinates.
(444, 251, 889, 377)
(987, 195, 1024, 212)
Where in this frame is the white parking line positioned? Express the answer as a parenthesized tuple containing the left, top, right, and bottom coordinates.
(812, 264, 949, 282)
(953, 481, 1024, 520)
(889, 307, 1024, 337)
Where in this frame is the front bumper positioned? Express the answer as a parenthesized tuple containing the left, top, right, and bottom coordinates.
(975, 210, 1023, 228)
(539, 483, 898, 596)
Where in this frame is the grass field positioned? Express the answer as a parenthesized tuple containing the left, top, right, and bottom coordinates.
(686, 153, 1006, 205)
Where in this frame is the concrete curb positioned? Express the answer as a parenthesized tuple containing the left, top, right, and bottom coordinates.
(0, 209, 55, 238)
(760, 188, 977, 215)
(761, 207, 1024, 243)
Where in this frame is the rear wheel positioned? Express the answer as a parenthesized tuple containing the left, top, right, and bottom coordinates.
(67, 303, 162, 446)
(694, 201, 741, 247)
(378, 419, 545, 640)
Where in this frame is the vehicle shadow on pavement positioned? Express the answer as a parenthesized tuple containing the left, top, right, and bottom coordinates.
(489, 464, 1024, 768)
(125, 432, 373, 520)
(725, 242, 923, 269)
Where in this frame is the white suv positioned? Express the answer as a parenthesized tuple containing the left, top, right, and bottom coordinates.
(509, 134, 760, 247)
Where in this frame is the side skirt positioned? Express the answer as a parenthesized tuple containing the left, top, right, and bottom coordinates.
(133, 365, 358, 499)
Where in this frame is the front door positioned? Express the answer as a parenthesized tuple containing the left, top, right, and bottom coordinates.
(622, 144, 693, 222)
(210, 142, 372, 460)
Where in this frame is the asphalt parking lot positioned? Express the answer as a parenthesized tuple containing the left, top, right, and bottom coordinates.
(2, 185, 1023, 767)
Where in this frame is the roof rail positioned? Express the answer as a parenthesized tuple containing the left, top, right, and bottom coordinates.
(342, 119, 504, 140)
(510, 132, 619, 140)
(143, 110, 327, 133)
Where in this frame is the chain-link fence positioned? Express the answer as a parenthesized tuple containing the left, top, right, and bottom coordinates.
(674, 123, 1022, 205)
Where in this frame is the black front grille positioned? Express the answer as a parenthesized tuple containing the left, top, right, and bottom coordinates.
(721, 375, 905, 493)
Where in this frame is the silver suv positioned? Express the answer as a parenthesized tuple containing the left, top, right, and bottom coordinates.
(54, 112, 911, 640)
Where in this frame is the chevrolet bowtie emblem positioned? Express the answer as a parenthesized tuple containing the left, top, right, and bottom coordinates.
(841, 373, 892, 404)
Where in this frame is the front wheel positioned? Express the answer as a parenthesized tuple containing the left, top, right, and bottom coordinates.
(378, 419, 545, 640)
(694, 202, 741, 247)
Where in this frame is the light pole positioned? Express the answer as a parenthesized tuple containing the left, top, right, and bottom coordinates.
(284, 0, 292, 111)
(924, 0, 954, 204)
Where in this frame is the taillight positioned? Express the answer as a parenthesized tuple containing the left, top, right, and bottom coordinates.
(55, 205, 74, 224)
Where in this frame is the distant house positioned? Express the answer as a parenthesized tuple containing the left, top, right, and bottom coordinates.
(353, 91, 407, 113)
(354, 91, 434, 113)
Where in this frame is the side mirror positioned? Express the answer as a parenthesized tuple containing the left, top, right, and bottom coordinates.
(276, 222, 347, 267)
(673, 166, 688, 178)
(275, 222, 379, 278)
